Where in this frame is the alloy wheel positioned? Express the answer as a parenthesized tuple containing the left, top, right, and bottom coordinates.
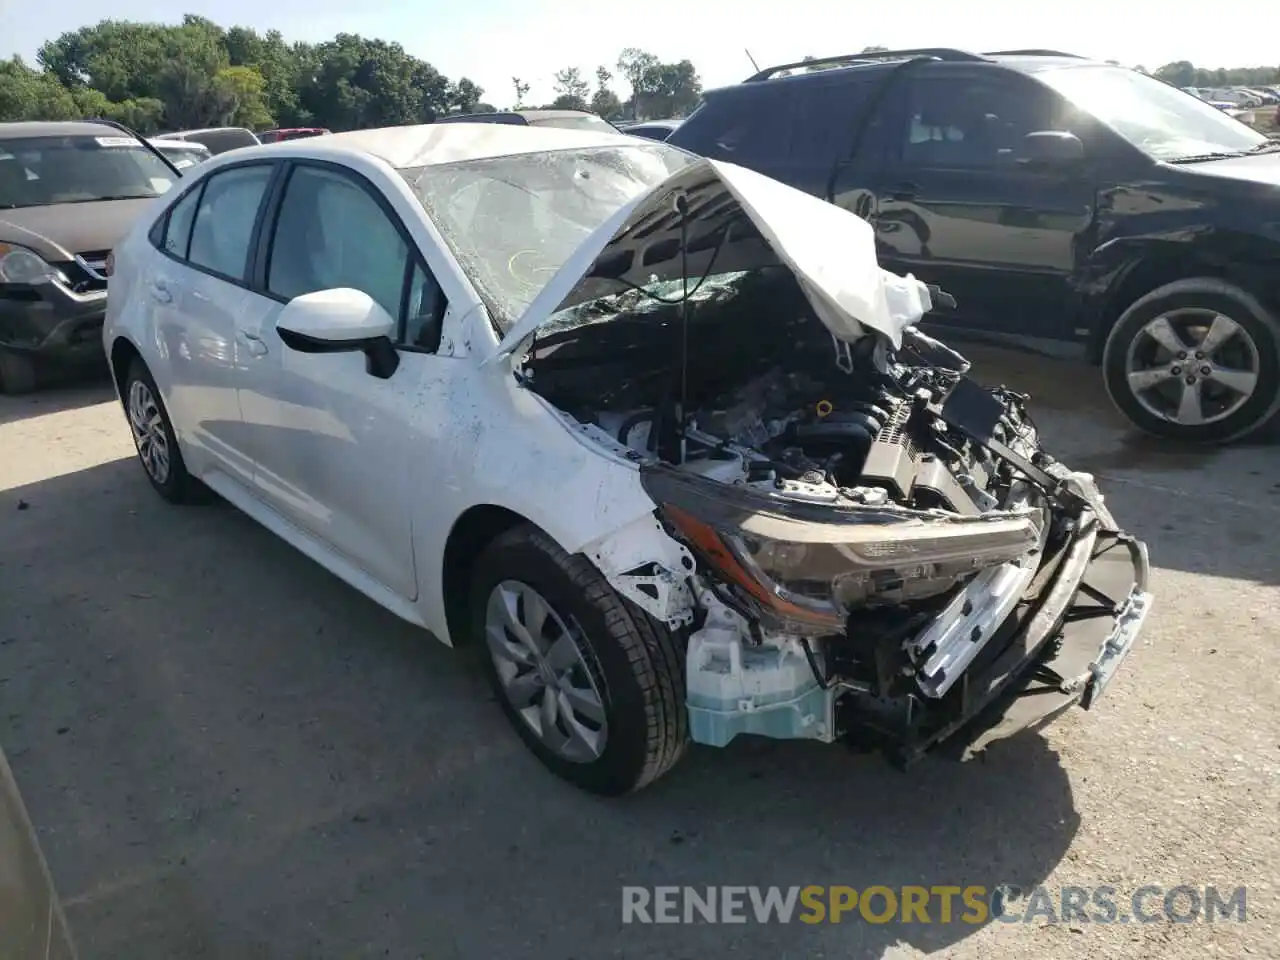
(1124, 309, 1261, 427)
(484, 579, 608, 763)
(127, 380, 171, 484)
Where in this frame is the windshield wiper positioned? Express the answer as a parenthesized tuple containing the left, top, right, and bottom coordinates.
(58, 194, 158, 204)
(1166, 151, 1250, 164)
(1245, 140, 1280, 155)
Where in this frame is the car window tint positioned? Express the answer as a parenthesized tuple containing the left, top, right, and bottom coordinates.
(187, 165, 272, 279)
(789, 79, 877, 163)
(163, 186, 203, 259)
(685, 88, 792, 163)
(899, 75, 1057, 168)
(403, 261, 448, 350)
(268, 165, 408, 321)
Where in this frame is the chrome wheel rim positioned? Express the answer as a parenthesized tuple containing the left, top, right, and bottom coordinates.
(1124, 309, 1261, 427)
(127, 380, 171, 484)
(484, 580, 607, 763)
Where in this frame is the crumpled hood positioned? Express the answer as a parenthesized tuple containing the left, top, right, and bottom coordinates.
(490, 157, 933, 361)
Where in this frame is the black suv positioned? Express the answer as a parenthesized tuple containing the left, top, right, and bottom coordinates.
(667, 48, 1280, 443)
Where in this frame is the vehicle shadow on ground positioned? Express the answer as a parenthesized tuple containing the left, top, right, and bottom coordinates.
(0, 365, 115, 427)
(1, 459, 1079, 960)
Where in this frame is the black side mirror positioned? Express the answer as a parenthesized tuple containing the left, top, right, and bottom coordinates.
(1017, 130, 1085, 168)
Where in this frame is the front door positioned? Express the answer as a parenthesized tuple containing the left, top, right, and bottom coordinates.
(235, 162, 451, 600)
(870, 68, 1098, 340)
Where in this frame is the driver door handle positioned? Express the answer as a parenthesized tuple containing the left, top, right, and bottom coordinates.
(237, 330, 268, 357)
(890, 182, 919, 201)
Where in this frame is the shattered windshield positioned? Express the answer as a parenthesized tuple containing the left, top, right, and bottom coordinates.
(1038, 66, 1269, 161)
(401, 143, 696, 332)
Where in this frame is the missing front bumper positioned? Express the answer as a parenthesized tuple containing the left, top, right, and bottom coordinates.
(928, 524, 1153, 762)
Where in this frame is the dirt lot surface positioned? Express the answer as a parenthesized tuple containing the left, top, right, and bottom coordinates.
(2, 346, 1278, 959)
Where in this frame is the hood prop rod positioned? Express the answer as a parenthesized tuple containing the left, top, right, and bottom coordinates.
(675, 191, 691, 465)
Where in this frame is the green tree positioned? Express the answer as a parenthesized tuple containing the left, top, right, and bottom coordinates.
(224, 26, 307, 126)
(590, 66, 623, 121)
(551, 66, 590, 111)
(1154, 61, 1197, 87)
(212, 66, 273, 129)
(449, 78, 485, 113)
(616, 47, 659, 119)
(512, 77, 530, 108)
(0, 57, 81, 121)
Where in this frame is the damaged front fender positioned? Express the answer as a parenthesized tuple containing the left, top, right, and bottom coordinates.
(580, 513, 698, 628)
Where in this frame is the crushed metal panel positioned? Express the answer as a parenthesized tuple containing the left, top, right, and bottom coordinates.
(581, 514, 697, 627)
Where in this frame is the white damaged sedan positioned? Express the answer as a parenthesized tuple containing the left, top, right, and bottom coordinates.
(104, 124, 1153, 794)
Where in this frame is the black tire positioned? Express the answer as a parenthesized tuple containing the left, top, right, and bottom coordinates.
(1102, 278, 1280, 443)
(0, 350, 37, 395)
(123, 360, 210, 504)
(470, 523, 688, 795)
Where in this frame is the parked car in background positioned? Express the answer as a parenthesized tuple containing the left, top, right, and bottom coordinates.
(1209, 87, 1262, 107)
(667, 47, 1280, 443)
(154, 127, 261, 155)
(435, 109, 618, 133)
(258, 127, 332, 143)
(149, 137, 213, 170)
(0, 743, 78, 958)
(617, 118, 684, 141)
(102, 123, 1152, 794)
(1, 120, 181, 393)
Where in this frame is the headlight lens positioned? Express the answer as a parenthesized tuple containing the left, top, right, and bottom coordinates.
(0, 243, 63, 285)
(662, 503, 1044, 633)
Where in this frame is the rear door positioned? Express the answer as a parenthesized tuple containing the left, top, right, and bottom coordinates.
(868, 65, 1098, 339)
(143, 161, 277, 488)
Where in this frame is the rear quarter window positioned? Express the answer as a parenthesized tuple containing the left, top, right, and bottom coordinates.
(672, 87, 793, 163)
(788, 77, 881, 163)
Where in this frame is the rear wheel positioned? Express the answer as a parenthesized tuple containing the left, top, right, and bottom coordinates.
(470, 524, 688, 795)
(0, 350, 37, 395)
(123, 360, 209, 504)
(1103, 278, 1280, 443)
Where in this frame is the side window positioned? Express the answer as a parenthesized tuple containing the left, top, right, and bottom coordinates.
(898, 74, 1058, 169)
(267, 165, 407, 320)
(161, 186, 203, 260)
(789, 79, 878, 163)
(187, 165, 273, 280)
(403, 262, 447, 351)
(680, 88, 793, 164)
(268, 164, 448, 349)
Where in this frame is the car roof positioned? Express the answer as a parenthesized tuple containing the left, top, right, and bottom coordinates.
(704, 50, 1110, 97)
(0, 120, 124, 140)
(214, 121, 641, 170)
(156, 127, 255, 137)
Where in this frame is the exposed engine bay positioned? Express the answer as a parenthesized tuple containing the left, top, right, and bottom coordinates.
(517, 211, 1150, 766)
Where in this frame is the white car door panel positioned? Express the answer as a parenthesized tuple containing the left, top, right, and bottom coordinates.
(235, 162, 440, 600)
(150, 163, 274, 489)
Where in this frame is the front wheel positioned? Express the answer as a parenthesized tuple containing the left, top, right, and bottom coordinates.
(470, 524, 689, 795)
(1102, 278, 1280, 443)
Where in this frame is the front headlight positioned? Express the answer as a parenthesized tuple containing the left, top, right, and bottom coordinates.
(0, 243, 65, 285)
(661, 502, 1044, 633)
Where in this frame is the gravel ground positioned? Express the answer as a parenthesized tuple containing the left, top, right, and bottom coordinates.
(1, 347, 1277, 960)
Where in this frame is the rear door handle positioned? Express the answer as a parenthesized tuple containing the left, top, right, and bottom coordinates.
(236, 330, 268, 357)
(148, 281, 173, 304)
(890, 182, 919, 201)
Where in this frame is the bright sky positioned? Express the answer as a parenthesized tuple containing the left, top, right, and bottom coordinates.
(1, 0, 1273, 107)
